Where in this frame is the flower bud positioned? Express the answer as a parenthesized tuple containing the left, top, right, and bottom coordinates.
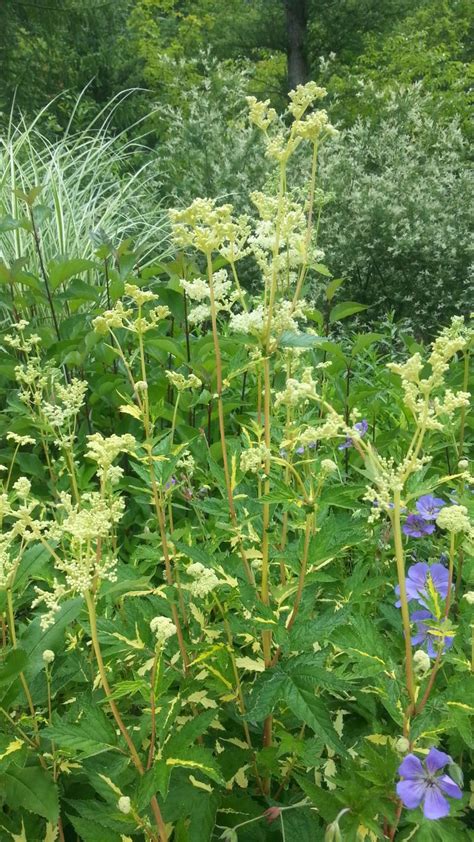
(117, 796, 131, 814)
(321, 459, 337, 473)
(219, 830, 238, 842)
(395, 737, 410, 753)
(42, 649, 55, 665)
(264, 806, 281, 824)
(463, 591, 474, 605)
(413, 649, 431, 675)
(325, 821, 342, 842)
(458, 458, 469, 471)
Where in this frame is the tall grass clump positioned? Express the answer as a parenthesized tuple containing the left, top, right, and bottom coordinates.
(0, 92, 170, 273)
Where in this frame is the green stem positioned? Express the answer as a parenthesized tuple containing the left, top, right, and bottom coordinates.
(458, 349, 470, 455)
(84, 590, 168, 842)
(206, 252, 254, 585)
(392, 491, 415, 708)
(6, 588, 40, 740)
(292, 141, 319, 307)
(170, 392, 181, 446)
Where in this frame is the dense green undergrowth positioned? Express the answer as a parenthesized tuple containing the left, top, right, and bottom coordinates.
(0, 84, 472, 842)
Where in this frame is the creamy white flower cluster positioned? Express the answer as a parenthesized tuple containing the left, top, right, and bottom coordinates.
(0, 487, 48, 587)
(240, 443, 270, 474)
(165, 370, 202, 392)
(14, 357, 85, 448)
(180, 269, 239, 325)
(0, 537, 15, 590)
(364, 453, 432, 522)
(14, 358, 50, 408)
(32, 492, 124, 628)
(275, 366, 318, 409)
(186, 562, 220, 598)
(150, 615, 177, 646)
(42, 378, 88, 430)
(248, 82, 337, 165)
(246, 96, 277, 131)
(12, 477, 31, 498)
(321, 459, 338, 473)
(231, 300, 307, 346)
(248, 191, 324, 279)
(93, 284, 170, 335)
(55, 491, 124, 543)
(288, 82, 327, 119)
(0, 488, 46, 545)
(387, 316, 472, 429)
(85, 432, 136, 485)
(300, 412, 346, 445)
(176, 451, 195, 474)
(170, 198, 243, 255)
(6, 432, 36, 447)
(3, 320, 41, 354)
(436, 505, 473, 536)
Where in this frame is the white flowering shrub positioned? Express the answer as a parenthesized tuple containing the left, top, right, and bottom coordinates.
(317, 86, 473, 330)
(154, 78, 472, 331)
(0, 84, 472, 842)
(152, 55, 270, 210)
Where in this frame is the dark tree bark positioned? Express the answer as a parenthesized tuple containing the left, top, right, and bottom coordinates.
(284, 0, 309, 90)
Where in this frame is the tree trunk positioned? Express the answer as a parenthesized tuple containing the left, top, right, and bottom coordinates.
(284, 0, 308, 91)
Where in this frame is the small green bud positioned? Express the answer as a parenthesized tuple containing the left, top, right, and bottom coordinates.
(325, 821, 342, 842)
(413, 649, 431, 675)
(448, 762, 464, 788)
(219, 830, 238, 842)
(395, 736, 410, 753)
(42, 649, 55, 666)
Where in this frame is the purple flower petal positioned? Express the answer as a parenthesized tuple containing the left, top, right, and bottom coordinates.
(426, 638, 437, 658)
(423, 785, 450, 820)
(425, 748, 452, 774)
(408, 562, 430, 587)
(402, 515, 436, 538)
(396, 779, 427, 809)
(354, 419, 368, 436)
(411, 610, 432, 622)
(416, 495, 446, 521)
(398, 754, 424, 779)
(338, 437, 352, 451)
(429, 564, 450, 599)
(405, 563, 429, 600)
(437, 775, 462, 800)
(412, 631, 428, 646)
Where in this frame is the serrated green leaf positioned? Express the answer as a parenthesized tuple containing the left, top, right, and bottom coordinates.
(312, 263, 332, 277)
(4, 766, 59, 822)
(156, 745, 224, 798)
(189, 791, 220, 842)
(42, 705, 118, 758)
(164, 710, 217, 757)
(66, 817, 121, 842)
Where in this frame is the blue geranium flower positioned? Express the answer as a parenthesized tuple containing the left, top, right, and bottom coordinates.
(396, 748, 462, 819)
(402, 514, 436, 538)
(415, 495, 446, 521)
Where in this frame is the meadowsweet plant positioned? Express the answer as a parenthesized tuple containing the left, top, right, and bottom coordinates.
(0, 84, 472, 842)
